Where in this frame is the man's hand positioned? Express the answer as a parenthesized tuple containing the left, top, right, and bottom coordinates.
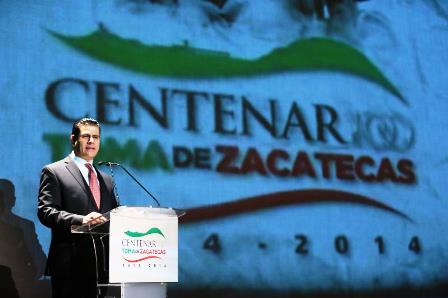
(82, 212, 107, 225)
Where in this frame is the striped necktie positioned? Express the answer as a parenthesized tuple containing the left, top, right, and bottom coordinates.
(85, 163, 101, 209)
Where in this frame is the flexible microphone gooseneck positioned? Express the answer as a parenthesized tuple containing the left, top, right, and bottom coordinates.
(98, 161, 121, 207)
(97, 161, 161, 207)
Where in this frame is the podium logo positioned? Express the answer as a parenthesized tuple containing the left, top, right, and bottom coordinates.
(121, 227, 167, 263)
(125, 227, 165, 238)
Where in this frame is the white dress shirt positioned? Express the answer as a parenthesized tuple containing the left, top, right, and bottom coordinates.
(69, 151, 99, 186)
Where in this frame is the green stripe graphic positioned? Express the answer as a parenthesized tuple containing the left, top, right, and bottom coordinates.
(124, 227, 165, 238)
(48, 29, 406, 104)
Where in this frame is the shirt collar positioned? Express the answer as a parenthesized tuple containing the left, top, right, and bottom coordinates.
(69, 151, 94, 167)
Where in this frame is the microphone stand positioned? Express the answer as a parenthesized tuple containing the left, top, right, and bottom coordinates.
(97, 161, 161, 207)
(105, 162, 121, 207)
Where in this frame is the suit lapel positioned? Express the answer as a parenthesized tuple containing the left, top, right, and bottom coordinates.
(64, 156, 99, 211)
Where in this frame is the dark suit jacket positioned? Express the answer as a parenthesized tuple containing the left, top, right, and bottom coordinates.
(37, 156, 118, 277)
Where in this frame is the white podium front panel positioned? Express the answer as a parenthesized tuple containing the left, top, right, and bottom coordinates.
(109, 207, 178, 283)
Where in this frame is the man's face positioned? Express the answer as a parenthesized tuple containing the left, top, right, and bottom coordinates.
(72, 124, 100, 161)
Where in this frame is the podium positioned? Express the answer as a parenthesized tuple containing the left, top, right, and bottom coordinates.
(72, 206, 185, 298)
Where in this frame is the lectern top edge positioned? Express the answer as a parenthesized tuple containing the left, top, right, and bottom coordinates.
(71, 205, 186, 234)
(112, 205, 186, 219)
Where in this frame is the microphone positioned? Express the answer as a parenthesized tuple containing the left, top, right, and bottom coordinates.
(97, 161, 120, 166)
(97, 161, 161, 207)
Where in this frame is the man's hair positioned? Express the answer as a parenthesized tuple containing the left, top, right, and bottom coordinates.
(71, 118, 101, 140)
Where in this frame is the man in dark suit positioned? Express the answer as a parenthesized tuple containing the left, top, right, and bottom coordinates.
(38, 118, 118, 298)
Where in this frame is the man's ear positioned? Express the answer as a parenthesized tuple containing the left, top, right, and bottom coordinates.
(70, 134, 76, 146)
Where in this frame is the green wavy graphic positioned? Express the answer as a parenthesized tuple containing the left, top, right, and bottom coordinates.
(47, 29, 406, 104)
(124, 227, 165, 238)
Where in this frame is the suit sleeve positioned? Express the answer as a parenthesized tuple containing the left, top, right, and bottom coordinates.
(37, 167, 84, 232)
